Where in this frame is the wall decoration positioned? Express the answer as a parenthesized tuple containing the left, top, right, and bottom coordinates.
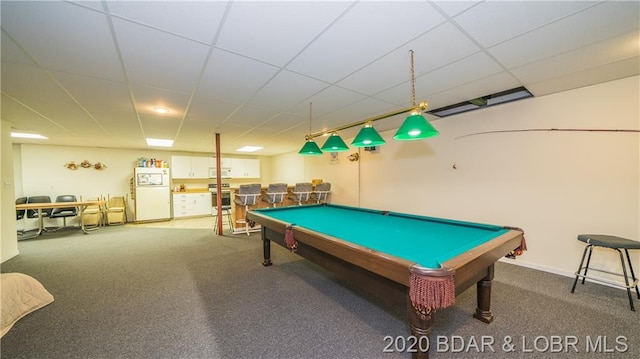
(64, 162, 78, 170)
(329, 152, 339, 164)
(64, 160, 107, 170)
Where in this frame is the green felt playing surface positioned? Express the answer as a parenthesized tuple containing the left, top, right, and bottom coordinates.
(253, 204, 508, 268)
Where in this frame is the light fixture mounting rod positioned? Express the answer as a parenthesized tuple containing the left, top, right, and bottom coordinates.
(305, 101, 428, 140)
(410, 49, 416, 107)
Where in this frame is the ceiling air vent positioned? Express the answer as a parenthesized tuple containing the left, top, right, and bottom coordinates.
(427, 87, 533, 118)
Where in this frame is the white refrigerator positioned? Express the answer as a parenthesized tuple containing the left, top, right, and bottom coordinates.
(134, 167, 171, 222)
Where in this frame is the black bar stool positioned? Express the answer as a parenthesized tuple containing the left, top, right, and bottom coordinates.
(571, 234, 640, 311)
(213, 205, 234, 233)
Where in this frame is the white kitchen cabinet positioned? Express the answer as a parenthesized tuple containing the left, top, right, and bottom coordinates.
(171, 156, 192, 179)
(173, 193, 212, 218)
(229, 158, 260, 178)
(192, 193, 212, 215)
(171, 156, 210, 179)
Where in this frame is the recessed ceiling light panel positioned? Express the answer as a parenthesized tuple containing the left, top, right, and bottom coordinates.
(236, 146, 263, 153)
(146, 138, 174, 147)
(11, 132, 48, 139)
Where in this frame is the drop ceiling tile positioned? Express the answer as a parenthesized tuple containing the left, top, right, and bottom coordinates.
(526, 57, 640, 97)
(25, 102, 106, 135)
(258, 113, 307, 133)
(1, 1, 123, 81)
(511, 31, 640, 84)
(241, 126, 280, 139)
(139, 114, 181, 138)
(338, 22, 480, 96)
(179, 118, 219, 135)
(51, 70, 131, 108)
(130, 85, 191, 118)
(54, 116, 106, 134)
(246, 70, 329, 111)
(113, 18, 210, 92)
(69, 1, 103, 11)
(287, 86, 367, 118)
(225, 105, 281, 128)
(0, 32, 34, 65)
(453, 1, 595, 47)
(287, 1, 446, 83)
(188, 96, 240, 124)
(105, 1, 227, 44)
(98, 117, 142, 137)
(198, 49, 280, 104)
(3, 89, 89, 133)
(432, 0, 481, 17)
(211, 123, 259, 143)
(272, 125, 311, 140)
(84, 105, 139, 129)
(489, 1, 640, 69)
(1, 62, 67, 103)
(175, 122, 220, 152)
(1, 96, 70, 134)
(377, 52, 504, 105)
(216, 1, 353, 66)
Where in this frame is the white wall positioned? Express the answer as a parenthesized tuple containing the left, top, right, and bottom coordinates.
(1, 120, 20, 262)
(267, 152, 306, 184)
(274, 76, 640, 278)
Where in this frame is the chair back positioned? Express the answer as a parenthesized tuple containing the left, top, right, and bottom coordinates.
(51, 195, 78, 216)
(236, 184, 262, 206)
(106, 195, 126, 225)
(83, 196, 103, 213)
(108, 196, 126, 210)
(313, 183, 331, 203)
(266, 183, 288, 204)
(26, 196, 53, 218)
(293, 182, 313, 202)
(16, 197, 27, 220)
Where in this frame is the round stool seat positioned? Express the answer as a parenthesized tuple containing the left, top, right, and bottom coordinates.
(578, 234, 640, 250)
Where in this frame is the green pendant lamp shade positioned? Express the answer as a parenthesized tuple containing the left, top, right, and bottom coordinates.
(321, 133, 349, 152)
(393, 110, 439, 140)
(298, 139, 323, 155)
(351, 123, 386, 147)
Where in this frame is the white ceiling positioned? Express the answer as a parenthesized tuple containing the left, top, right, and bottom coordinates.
(2, 0, 638, 156)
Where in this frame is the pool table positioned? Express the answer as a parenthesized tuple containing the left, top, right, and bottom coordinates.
(247, 204, 525, 359)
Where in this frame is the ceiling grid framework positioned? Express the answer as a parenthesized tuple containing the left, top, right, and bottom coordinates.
(1, 0, 638, 155)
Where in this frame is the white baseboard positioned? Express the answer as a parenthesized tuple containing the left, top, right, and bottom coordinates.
(1, 249, 20, 264)
(498, 257, 632, 291)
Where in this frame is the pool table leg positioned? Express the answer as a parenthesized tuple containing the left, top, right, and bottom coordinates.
(473, 264, 495, 324)
(407, 296, 434, 359)
(262, 232, 273, 266)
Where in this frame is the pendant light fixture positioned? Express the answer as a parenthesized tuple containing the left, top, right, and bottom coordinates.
(351, 122, 386, 147)
(393, 50, 439, 140)
(298, 102, 323, 156)
(321, 132, 349, 152)
(297, 50, 437, 156)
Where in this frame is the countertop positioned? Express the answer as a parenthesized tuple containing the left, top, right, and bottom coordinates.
(172, 188, 210, 194)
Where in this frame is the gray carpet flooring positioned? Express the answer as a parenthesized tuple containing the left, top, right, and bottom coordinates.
(1, 226, 637, 358)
